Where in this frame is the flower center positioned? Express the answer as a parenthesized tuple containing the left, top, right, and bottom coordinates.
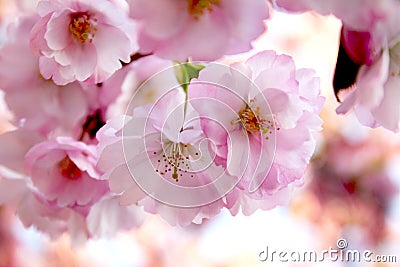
(58, 156, 82, 180)
(69, 12, 97, 44)
(186, 0, 220, 19)
(153, 142, 198, 182)
(79, 109, 105, 140)
(389, 42, 400, 78)
(233, 99, 279, 139)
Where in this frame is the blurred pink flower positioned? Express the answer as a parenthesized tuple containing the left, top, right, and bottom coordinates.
(189, 51, 324, 215)
(30, 0, 138, 85)
(307, 133, 398, 246)
(24, 137, 108, 208)
(129, 0, 268, 61)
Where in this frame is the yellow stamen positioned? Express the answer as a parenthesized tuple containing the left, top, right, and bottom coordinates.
(58, 156, 81, 180)
(186, 0, 221, 19)
(69, 13, 97, 44)
(232, 98, 279, 139)
(154, 142, 194, 182)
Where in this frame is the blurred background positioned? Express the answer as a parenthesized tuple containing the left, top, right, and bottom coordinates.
(0, 2, 400, 267)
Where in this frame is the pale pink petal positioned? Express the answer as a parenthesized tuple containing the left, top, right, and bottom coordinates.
(87, 195, 145, 238)
(0, 177, 28, 205)
(223, 0, 268, 53)
(94, 25, 131, 73)
(372, 74, 400, 131)
(357, 48, 390, 108)
(0, 130, 43, 173)
(226, 130, 250, 177)
(130, 0, 186, 39)
(45, 9, 72, 50)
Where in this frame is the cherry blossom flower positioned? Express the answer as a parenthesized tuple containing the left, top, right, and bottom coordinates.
(97, 88, 230, 226)
(0, 15, 90, 136)
(0, 131, 90, 243)
(30, 0, 138, 85)
(24, 137, 108, 208)
(128, 0, 269, 61)
(189, 51, 324, 215)
(0, 14, 126, 142)
(0, 130, 145, 241)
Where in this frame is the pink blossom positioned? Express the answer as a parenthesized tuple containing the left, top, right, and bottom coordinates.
(128, 0, 268, 61)
(0, 133, 89, 243)
(30, 0, 138, 85)
(0, 15, 124, 141)
(24, 137, 108, 208)
(0, 126, 146, 240)
(189, 51, 324, 214)
(0, 15, 91, 136)
(97, 88, 229, 226)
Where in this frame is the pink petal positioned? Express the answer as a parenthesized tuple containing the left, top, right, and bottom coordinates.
(63, 43, 97, 81)
(0, 130, 43, 173)
(372, 74, 400, 131)
(226, 130, 250, 177)
(223, 0, 268, 54)
(120, 185, 147, 206)
(45, 9, 72, 51)
(130, 0, 186, 39)
(94, 25, 132, 74)
(356, 49, 389, 108)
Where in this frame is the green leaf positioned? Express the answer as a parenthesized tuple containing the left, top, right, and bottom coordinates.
(174, 61, 205, 94)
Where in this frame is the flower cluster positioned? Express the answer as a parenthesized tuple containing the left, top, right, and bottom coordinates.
(0, 0, 324, 241)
